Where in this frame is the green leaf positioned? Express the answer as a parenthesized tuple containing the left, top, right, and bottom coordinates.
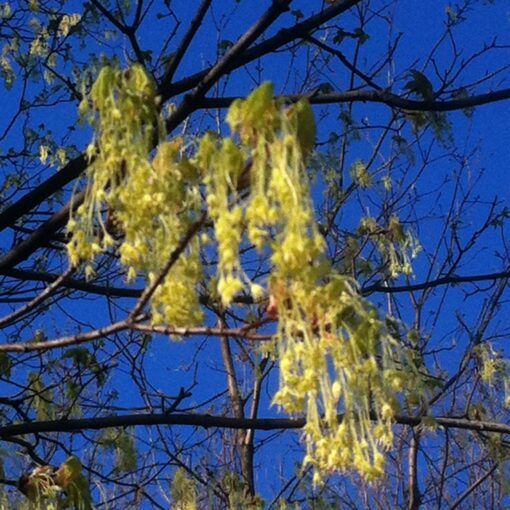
(140, 49, 153, 63)
(171, 468, 197, 509)
(63, 347, 91, 365)
(332, 27, 369, 45)
(29, 373, 55, 421)
(353, 27, 369, 44)
(349, 160, 372, 188)
(218, 39, 233, 54)
(100, 429, 138, 473)
(318, 82, 333, 94)
(404, 69, 434, 100)
(0, 353, 11, 379)
(293, 99, 316, 159)
(403, 110, 428, 133)
(55, 456, 93, 510)
(421, 415, 438, 431)
(451, 87, 474, 118)
(333, 29, 347, 44)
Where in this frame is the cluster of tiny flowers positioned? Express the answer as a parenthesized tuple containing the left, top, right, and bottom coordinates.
(197, 82, 321, 305)
(270, 277, 423, 483)
(197, 83, 423, 481)
(359, 216, 422, 279)
(67, 65, 203, 326)
(474, 344, 510, 408)
(68, 71, 424, 482)
(197, 135, 246, 305)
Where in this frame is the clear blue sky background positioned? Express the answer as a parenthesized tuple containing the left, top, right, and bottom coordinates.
(1, 0, 510, 506)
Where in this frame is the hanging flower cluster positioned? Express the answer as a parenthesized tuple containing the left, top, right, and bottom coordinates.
(68, 67, 423, 482)
(270, 276, 423, 482)
(359, 215, 422, 279)
(196, 82, 322, 305)
(68, 64, 203, 326)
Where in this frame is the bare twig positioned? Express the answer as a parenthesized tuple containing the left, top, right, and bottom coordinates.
(160, 0, 212, 84)
(0, 265, 76, 328)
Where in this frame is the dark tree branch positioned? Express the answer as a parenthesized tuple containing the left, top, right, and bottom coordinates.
(0, 412, 508, 438)
(0, 154, 86, 233)
(0, 267, 142, 298)
(89, 0, 129, 33)
(159, 0, 362, 101)
(304, 35, 383, 90)
(0, 321, 272, 353)
(0, 191, 84, 271)
(0, 319, 128, 353)
(0, 265, 76, 328)
(195, 87, 510, 112)
(407, 430, 421, 510)
(160, 0, 212, 85)
(363, 269, 510, 294)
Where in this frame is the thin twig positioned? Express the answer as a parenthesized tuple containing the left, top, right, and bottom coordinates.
(0, 265, 76, 329)
(160, 0, 212, 85)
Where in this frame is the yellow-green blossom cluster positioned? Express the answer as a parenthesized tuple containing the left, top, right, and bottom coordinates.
(29, 25, 49, 57)
(0, 23, 17, 89)
(194, 82, 423, 481)
(197, 134, 247, 305)
(68, 71, 423, 482)
(350, 159, 372, 188)
(270, 276, 422, 482)
(57, 13, 81, 37)
(474, 343, 510, 407)
(197, 82, 322, 305)
(359, 215, 422, 278)
(67, 65, 203, 326)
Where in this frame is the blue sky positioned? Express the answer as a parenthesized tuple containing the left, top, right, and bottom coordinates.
(1, 0, 510, 507)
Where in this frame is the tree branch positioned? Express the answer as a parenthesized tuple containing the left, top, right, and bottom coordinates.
(159, 0, 362, 101)
(0, 321, 272, 353)
(407, 429, 421, 510)
(160, 0, 212, 85)
(0, 412, 508, 438)
(0, 265, 76, 328)
(0, 191, 84, 271)
(195, 87, 510, 112)
(363, 269, 510, 294)
(0, 154, 86, 233)
(0, 267, 142, 298)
